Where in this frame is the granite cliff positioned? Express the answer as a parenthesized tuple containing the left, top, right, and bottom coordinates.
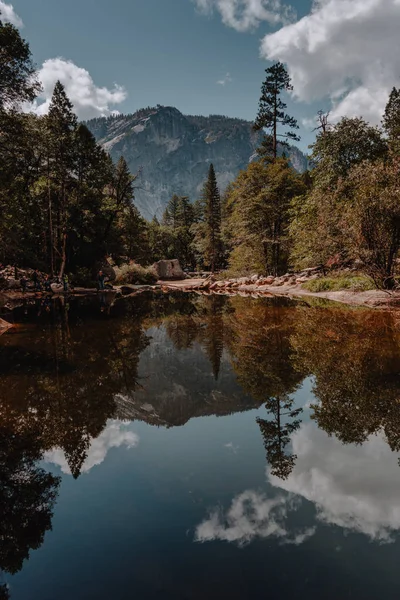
(86, 106, 308, 220)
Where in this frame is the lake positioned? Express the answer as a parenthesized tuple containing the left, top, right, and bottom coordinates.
(1, 292, 400, 599)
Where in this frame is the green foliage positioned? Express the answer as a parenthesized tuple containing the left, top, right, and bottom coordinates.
(383, 87, 400, 153)
(192, 164, 223, 272)
(114, 262, 158, 285)
(290, 115, 389, 276)
(302, 275, 375, 293)
(0, 17, 41, 109)
(160, 195, 196, 268)
(310, 117, 387, 186)
(227, 158, 306, 276)
(339, 158, 400, 288)
(254, 61, 300, 159)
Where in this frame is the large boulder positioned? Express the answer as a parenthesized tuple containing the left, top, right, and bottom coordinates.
(152, 259, 185, 281)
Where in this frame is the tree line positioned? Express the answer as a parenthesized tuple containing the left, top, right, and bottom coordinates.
(3, 14, 400, 288)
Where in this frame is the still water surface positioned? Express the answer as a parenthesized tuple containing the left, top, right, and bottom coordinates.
(1, 292, 400, 599)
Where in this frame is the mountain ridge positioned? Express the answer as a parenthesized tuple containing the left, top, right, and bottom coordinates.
(85, 106, 308, 219)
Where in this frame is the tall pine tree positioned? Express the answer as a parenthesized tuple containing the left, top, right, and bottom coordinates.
(383, 87, 400, 154)
(254, 62, 300, 160)
(194, 164, 222, 273)
(45, 80, 77, 277)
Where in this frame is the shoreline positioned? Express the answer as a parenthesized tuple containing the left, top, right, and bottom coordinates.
(158, 278, 400, 309)
(1, 278, 400, 314)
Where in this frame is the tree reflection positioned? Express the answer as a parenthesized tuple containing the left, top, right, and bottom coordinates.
(291, 307, 400, 453)
(257, 394, 302, 479)
(225, 298, 305, 478)
(200, 295, 225, 380)
(0, 425, 60, 590)
(0, 298, 148, 478)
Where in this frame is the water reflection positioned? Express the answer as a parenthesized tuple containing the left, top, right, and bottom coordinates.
(2, 293, 400, 592)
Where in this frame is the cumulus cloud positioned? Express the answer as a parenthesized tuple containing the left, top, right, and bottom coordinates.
(217, 72, 232, 85)
(195, 490, 316, 546)
(0, 1, 23, 27)
(270, 423, 400, 542)
(30, 58, 127, 120)
(260, 0, 400, 124)
(44, 420, 139, 475)
(193, 0, 296, 32)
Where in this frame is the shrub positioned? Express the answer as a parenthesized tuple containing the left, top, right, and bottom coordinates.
(302, 275, 375, 293)
(114, 262, 157, 285)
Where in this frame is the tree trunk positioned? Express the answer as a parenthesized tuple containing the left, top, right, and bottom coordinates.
(58, 232, 67, 279)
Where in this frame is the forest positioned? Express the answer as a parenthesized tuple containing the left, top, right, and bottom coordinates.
(2, 15, 400, 289)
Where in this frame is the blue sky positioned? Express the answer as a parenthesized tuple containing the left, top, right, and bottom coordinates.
(3, 0, 399, 151)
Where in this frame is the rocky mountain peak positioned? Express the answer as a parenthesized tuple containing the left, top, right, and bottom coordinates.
(85, 107, 308, 220)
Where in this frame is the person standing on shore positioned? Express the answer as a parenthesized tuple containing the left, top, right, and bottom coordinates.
(62, 273, 69, 292)
(97, 270, 105, 291)
(44, 275, 52, 293)
(20, 275, 27, 293)
(32, 270, 41, 291)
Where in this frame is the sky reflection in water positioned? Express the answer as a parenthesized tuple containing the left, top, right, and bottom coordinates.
(1, 293, 400, 599)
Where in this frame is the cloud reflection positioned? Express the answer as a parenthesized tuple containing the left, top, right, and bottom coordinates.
(44, 420, 139, 475)
(195, 490, 315, 546)
(270, 423, 400, 542)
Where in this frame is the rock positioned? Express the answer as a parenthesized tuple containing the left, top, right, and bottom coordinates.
(152, 259, 185, 281)
(251, 274, 259, 282)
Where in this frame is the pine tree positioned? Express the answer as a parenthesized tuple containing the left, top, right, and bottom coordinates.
(383, 87, 400, 153)
(254, 62, 300, 160)
(196, 164, 222, 273)
(45, 81, 78, 277)
(162, 194, 180, 229)
(104, 156, 136, 245)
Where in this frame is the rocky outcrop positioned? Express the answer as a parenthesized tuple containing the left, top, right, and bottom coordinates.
(85, 106, 308, 219)
(152, 259, 185, 280)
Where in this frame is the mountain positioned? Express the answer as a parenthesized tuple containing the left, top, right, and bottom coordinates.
(85, 106, 308, 220)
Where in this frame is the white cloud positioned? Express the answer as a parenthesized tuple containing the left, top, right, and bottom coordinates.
(217, 72, 232, 85)
(260, 0, 400, 124)
(0, 1, 23, 27)
(30, 58, 127, 120)
(44, 420, 139, 475)
(193, 0, 296, 32)
(195, 490, 316, 546)
(270, 423, 400, 542)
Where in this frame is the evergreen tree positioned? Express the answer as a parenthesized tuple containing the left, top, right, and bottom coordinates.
(254, 62, 300, 160)
(104, 156, 137, 247)
(162, 194, 180, 228)
(45, 80, 78, 276)
(383, 87, 400, 153)
(194, 164, 222, 272)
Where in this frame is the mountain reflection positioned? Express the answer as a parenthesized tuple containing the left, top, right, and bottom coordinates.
(2, 293, 400, 584)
